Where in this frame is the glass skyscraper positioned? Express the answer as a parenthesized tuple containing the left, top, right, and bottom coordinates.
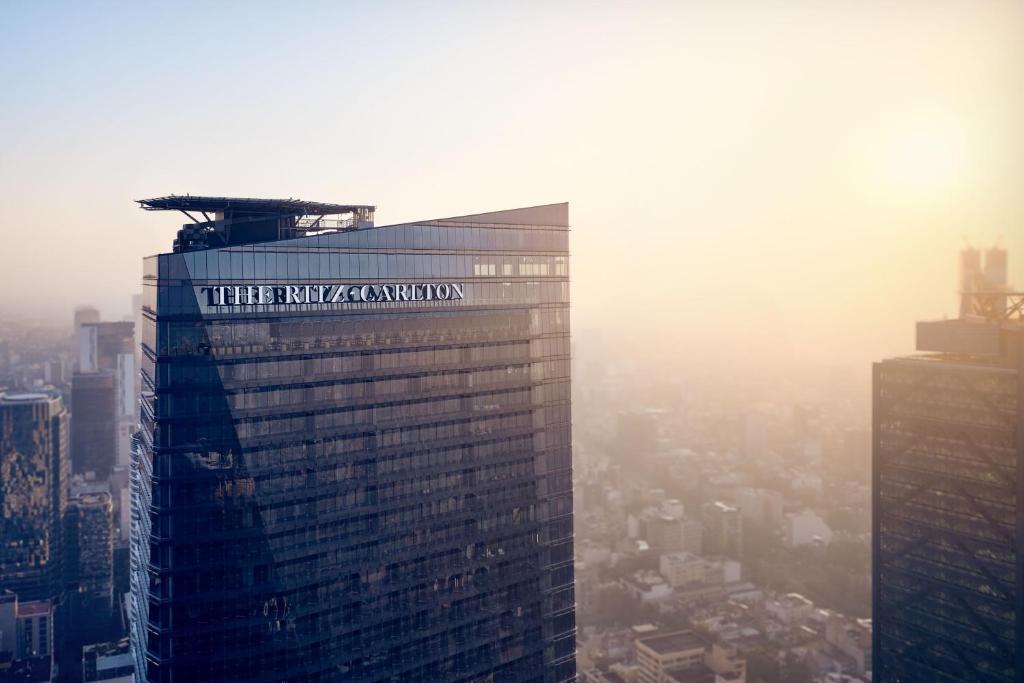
(873, 249, 1023, 682)
(0, 391, 69, 604)
(130, 197, 575, 682)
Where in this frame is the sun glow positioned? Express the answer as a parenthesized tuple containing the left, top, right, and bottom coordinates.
(877, 118, 968, 193)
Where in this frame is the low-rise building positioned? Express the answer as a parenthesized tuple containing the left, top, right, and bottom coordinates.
(82, 638, 133, 682)
(659, 553, 705, 588)
(783, 510, 832, 548)
(620, 571, 674, 605)
(703, 558, 741, 585)
(629, 509, 703, 553)
(579, 540, 614, 567)
(635, 631, 745, 683)
(765, 593, 815, 627)
(736, 488, 784, 529)
(0, 592, 53, 683)
(822, 611, 872, 676)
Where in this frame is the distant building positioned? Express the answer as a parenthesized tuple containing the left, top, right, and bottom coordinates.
(783, 510, 831, 548)
(578, 541, 613, 567)
(72, 307, 101, 347)
(701, 502, 742, 558)
(630, 509, 702, 553)
(765, 592, 815, 627)
(735, 488, 783, 528)
(620, 570, 674, 605)
(82, 637, 132, 682)
(65, 493, 114, 617)
(116, 486, 130, 545)
(0, 393, 69, 604)
(43, 360, 66, 389)
(702, 557, 742, 586)
(681, 518, 703, 554)
(634, 630, 745, 683)
(873, 247, 1023, 681)
(61, 492, 114, 682)
(661, 499, 684, 520)
(0, 591, 54, 683)
(0, 592, 53, 660)
(648, 514, 685, 551)
(70, 373, 116, 478)
(73, 321, 134, 477)
(0, 655, 53, 682)
(77, 323, 133, 377)
(13, 601, 51, 662)
(659, 552, 705, 588)
(821, 611, 871, 677)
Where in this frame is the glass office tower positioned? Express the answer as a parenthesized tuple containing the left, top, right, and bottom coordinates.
(873, 250, 1024, 682)
(0, 392, 69, 603)
(131, 197, 575, 683)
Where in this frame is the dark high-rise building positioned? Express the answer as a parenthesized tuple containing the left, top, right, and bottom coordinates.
(66, 492, 114, 616)
(131, 197, 575, 682)
(71, 372, 117, 478)
(62, 491, 117, 682)
(873, 249, 1024, 682)
(0, 392, 69, 604)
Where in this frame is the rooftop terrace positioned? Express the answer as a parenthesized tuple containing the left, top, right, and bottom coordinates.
(637, 630, 707, 655)
(138, 195, 376, 252)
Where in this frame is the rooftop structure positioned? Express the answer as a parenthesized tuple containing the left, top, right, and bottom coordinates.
(637, 631, 707, 656)
(82, 637, 132, 682)
(0, 392, 53, 405)
(137, 195, 376, 252)
(914, 248, 1023, 357)
(957, 246, 1022, 321)
(0, 591, 54, 667)
(14, 601, 50, 619)
(635, 631, 746, 683)
(664, 663, 717, 683)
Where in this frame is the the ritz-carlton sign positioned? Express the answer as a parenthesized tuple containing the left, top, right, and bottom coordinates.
(200, 283, 465, 307)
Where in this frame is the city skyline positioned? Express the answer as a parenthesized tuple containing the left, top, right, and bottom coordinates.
(1, 2, 1022, 682)
(2, 2, 1022, 376)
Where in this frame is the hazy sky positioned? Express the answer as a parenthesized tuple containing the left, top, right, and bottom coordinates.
(2, 1, 1021, 373)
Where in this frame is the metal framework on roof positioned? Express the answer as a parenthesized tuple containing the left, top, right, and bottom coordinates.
(960, 290, 1024, 322)
(137, 195, 376, 252)
(137, 195, 374, 220)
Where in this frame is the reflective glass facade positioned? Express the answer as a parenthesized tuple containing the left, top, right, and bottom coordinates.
(0, 392, 69, 604)
(873, 342, 1024, 682)
(131, 204, 575, 682)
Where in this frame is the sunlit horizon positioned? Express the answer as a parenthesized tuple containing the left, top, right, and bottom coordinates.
(1, 1, 1021, 377)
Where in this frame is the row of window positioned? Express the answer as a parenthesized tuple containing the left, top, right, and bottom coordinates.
(145, 224, 569, 280)
(221, 340, 533, 379)
(154, 247, 568, 289)
(156, 308, 562, 352)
